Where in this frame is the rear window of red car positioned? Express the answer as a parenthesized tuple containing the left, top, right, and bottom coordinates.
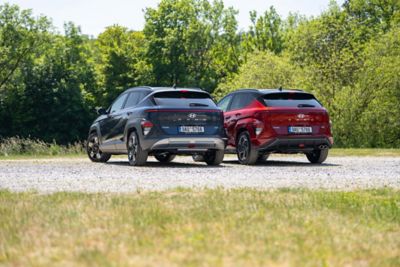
(262, 92, 322, 108)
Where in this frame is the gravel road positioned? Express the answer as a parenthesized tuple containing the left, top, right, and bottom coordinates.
(0, 155, 399, 193)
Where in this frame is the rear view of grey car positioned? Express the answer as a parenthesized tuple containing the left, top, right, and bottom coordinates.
(86, 86, 226, 166)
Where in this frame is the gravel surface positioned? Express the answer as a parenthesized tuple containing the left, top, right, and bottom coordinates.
(0, 155, 399, 193)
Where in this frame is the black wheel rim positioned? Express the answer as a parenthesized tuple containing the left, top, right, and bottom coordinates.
(237, 135, 249, 161)
(88, 135, 102, 160)
(128, 134, 138, 162)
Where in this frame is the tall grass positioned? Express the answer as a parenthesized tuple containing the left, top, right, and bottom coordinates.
(0, 137, 84, 157)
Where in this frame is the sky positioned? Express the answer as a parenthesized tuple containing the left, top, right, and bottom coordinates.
(4, 0, 345, 36)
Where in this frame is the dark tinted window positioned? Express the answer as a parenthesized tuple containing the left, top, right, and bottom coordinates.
(125, 91, 147, 108)
(262, 92, 322, 107)
(229, 93, 254, 111)
(217, 95, 232, 112)
(110, 94, 128, 113)
(153, 91, 216, 107)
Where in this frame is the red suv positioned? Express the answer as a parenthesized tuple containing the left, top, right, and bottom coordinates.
(217, 89, 333, 164)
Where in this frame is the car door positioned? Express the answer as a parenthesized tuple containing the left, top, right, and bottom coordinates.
(113, 91, 147, 151)
(99, 93, 128, 150)
(223, 92, 255, 146)
(217, 95, 235, 146)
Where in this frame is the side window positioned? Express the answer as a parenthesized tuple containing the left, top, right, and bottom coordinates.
(124, 92, 142, 108)
(217, 95, 232, 112)
(110, 94, 128, 113)
(229, 93, 254, 111)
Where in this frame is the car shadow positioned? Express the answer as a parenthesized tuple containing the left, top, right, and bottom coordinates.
(105, 160, 226, 168)
(222, 159, 340, 167)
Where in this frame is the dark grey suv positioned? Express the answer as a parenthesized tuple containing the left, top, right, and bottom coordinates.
(86, 86, 226, 166)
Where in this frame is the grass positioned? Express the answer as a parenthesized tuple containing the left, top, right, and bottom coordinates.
(329, 148, 400, 157)
(0, 137, 84, 158)
(0, 189, 399, 266)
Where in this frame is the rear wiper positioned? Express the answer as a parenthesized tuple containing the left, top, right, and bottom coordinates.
(190, 103, 208, 107)
(297, 104, 315, 108)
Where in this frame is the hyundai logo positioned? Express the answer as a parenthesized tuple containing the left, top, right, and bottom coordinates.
(188, 113, 197, 119)
(297, 114, 305, 119)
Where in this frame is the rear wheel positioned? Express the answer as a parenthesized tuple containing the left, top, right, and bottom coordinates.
(257, 153, 270, 163)
(154, 153, 176, 163)
(86, 133, 111, 163)
(306, 149, 329, 164)
(236, 131, 258, 165)
(127, 131, 148, 166)
(204, 150, 224, 166)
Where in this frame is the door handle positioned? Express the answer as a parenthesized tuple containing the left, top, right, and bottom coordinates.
(235, 113, 241, 116)
(127, 112, 132, 116)
(225, 116, 231, 120)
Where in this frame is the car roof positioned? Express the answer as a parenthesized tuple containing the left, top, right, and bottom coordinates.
(125, 86, 205, 93)
(233, 88, 307, 94)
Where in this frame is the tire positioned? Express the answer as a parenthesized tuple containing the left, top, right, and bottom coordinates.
(154, 153, 176, 163)
(127, 131, 148, 166)
(236, 131, 258, 165)
(306, 149, 329, 164)
(204, 150, 224, 166)
(257, 153, 270, 163)
(86, 133, 111, 163)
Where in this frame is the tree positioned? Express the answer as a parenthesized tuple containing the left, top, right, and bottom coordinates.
(143, 0, 240, 91)
(214, 51, 302, 99)
(95, 26, 152, 105)
(1, 23, 97, 143)
(243, 6, 284, 54)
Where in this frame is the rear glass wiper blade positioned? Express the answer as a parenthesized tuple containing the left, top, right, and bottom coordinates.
(297, 104, 315, 108)
(190, 103, 209, 107)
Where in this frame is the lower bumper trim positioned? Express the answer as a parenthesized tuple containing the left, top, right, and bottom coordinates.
(150, 137, 225, 151)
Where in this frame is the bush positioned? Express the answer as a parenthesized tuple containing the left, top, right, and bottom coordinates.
(0, 137, 84, 157)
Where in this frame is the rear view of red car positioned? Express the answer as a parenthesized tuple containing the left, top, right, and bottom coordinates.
(217, 89, 333, 165)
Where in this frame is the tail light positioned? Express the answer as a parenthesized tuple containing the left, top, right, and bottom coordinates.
(141, 120, 154, 136)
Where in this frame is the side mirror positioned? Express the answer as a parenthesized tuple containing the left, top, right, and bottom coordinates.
(97, 107, 108, 115)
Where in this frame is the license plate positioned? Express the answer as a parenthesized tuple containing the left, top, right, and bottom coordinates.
(288, 126, 312, 134)
(179, 126, 205, 133)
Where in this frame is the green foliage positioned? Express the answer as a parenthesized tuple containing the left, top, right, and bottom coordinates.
(95, 26, 152, 105)
(143, 0, 241, 91)
(243, 6, 284, 55)
(0, 137, 84, 156)
(214, 51, 301, 99)
(0, 1, 399, 147)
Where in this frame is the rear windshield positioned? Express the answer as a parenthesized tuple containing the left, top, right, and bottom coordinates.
(153, 91, 216, 107)
(262, 92, 322, 108)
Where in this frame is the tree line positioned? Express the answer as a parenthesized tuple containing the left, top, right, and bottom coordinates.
(0, 0, 399, 147)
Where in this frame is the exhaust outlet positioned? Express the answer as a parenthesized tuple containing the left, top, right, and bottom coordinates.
(319, 145, 328, 150)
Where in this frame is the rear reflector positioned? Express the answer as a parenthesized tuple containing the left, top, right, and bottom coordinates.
(141, 120, 154, 136)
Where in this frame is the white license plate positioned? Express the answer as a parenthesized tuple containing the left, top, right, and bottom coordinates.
(288, 126, 312, 134)
(179, 126, 205, 133)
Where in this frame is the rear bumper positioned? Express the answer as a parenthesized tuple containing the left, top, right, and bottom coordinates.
(258, 137, 332, 153)
(147, 137, 226, 153)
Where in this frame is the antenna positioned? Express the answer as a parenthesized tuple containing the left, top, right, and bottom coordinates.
(172, 83, 177, 89)
(279, 86, 283, 91)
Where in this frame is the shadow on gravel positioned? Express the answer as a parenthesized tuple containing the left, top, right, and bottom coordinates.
(222, 159, 340, 167)
(105, 161, 227, 168)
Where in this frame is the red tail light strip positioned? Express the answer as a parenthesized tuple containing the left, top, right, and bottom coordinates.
(145, 109, 222, 113)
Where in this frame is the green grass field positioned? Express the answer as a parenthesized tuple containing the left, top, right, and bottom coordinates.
(0, 189, 399, 266)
